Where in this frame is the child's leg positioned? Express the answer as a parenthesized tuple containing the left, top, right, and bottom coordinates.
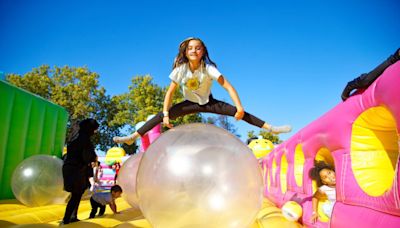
(113, 132, 140, 145)
(261, 123, 292, 134)
(89, 197, 99, 218)
(204, 96, 292, 134)
(113, 100, 201, 145)
(98, 205, 106, 216)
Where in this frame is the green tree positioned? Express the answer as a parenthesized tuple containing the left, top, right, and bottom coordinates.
(111, 75, 164, 127)
(202, 115, 239, 137)
(247, 130, 282, 144)
(111, 75, 202, 133)
(7, 65, 52, 99)
(6, 65, 121, 151)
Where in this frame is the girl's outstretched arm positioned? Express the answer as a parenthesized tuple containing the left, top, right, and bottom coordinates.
(310, 189, 325, 223)
(163, 81, 178, 128)
(217, 76, 245, 120)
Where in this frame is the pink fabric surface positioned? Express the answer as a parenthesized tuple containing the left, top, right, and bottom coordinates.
(263, 62, 400, 227)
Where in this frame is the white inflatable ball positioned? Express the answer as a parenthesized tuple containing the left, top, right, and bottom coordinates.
(137, 123, 263, 228)
(282, 201, 303, 222)
(11, 155, 69, 206)
(117, 152, 143, 208)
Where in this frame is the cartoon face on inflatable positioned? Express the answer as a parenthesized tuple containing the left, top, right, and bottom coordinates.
(248, 138, 274, 159)
(105, 147, 126, 166)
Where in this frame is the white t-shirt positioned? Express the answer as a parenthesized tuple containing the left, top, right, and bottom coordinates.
(319, 185, 336, 202)
(169, 63, 222, 105)
(92, 192, 113, 206)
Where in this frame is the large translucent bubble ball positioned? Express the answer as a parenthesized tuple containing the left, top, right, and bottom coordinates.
(11, 155, 69, 206)
(117, 152, 143, 208)
(136, 123, 263, 228)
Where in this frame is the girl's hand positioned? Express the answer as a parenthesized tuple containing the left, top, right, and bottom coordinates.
(163, 116, 173, 128)
(234, 107, 245, 120)
(310, 212, 318, 224)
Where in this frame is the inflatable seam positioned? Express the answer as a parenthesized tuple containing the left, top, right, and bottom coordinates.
(341, 154, 349, 202)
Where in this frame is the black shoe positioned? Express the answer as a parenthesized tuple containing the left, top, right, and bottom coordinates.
(59, 220, 69, 226)
(70, 218, 81, 223)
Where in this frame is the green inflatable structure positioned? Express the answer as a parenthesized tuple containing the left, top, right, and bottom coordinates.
(0, 80, 68, 200)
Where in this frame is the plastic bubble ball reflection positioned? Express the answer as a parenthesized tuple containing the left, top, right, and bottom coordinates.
(117, 152, 143, 208)
(11, 155, 69, 206)
(136, 123, 263, 228)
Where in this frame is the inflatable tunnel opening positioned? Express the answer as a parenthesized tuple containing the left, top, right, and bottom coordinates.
(351, 106, 399, 196)
(310, 147, 335, 223)
(294, 144, 305, 188)
(280, 154, 288, 194)
(312, 147, 335, 192)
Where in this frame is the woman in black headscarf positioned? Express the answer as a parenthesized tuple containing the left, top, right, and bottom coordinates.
(62, 118, 99, 224)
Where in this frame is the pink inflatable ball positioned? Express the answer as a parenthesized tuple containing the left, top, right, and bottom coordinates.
(117, 152, 143, 208)
(136, 123, 263, 228)
(11, 155, 69, 207)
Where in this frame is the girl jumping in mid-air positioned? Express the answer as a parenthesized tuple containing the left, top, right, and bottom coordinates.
(114, 37, 292, 145)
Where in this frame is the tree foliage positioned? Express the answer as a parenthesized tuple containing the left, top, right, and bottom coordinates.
(247, 130, 282, 144)
(203, 115, 239, 137)
(110, 75, 202, 132)
(7, 65, 104, 120)
(6, 65, 121, 151)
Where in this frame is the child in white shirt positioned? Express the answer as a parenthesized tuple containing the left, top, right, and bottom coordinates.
(114, 37, 291, 145)
(309, 160, 336, 223)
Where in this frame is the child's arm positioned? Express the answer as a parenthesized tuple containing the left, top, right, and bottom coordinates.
(217, 76, 244, 120)
(109, 200, 119, 214)
(163, 81, 178, 128)
(311, 190, 325, 223)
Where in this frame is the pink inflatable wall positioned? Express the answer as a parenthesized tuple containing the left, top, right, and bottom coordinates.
(140, 123, 161, 152)
(263, 62, 400, 227)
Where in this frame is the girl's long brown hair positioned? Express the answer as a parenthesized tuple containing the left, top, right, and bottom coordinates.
(172, 37, 217, 69)
(309, 160, 335, 187)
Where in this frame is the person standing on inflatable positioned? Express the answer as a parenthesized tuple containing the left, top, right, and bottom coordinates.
(114, 37, 291, 145)
(62, 118, 99, 225)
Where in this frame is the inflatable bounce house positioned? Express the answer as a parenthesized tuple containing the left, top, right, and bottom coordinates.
(0, 80, 68, 200)
(262, 62, 400, 227)
(1, 61, 399, 227)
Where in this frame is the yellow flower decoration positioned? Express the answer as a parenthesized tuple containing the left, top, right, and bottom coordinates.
(185, 77, 200, 91)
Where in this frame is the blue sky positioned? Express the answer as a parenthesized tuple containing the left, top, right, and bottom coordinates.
(1, 0, 399, 142)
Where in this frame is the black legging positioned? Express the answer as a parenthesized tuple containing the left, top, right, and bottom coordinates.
(62, 191, 84, 224)
(137, 94, 265, 136)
